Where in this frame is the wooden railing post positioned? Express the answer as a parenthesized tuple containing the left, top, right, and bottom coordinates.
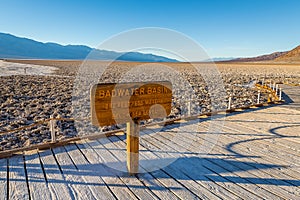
(127, 119, 140, 174)
(228, 95, 232, 109)
(279, 88, 282, 100)
(187, 100, 191, 116)
(275, 84, 279, 95)
(257, 90, 261, 104)
(50, 115, 56, 142)
(267, 92, 272, 103)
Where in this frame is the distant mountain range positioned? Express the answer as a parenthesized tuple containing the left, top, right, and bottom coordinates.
(275, 45, 300, 62)
(203, 57, 236, 62)
(230, 51, 287, 62)
(227, 45, 300, 63)
(203, 45, 300, 63)
(0, 32, 178, 62)
(1, 32, 300, 63)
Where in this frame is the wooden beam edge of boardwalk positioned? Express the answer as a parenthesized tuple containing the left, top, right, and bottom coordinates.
(0, 99, 284, 160)
(0, 129, 121, 159)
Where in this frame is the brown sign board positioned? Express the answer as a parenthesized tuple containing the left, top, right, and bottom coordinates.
(90, 81, 172, 126)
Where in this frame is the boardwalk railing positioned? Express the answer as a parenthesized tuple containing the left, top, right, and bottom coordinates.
(0, 81, 284, 158)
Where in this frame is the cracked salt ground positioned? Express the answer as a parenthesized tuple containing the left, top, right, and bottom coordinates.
(0, 60, 57, 76)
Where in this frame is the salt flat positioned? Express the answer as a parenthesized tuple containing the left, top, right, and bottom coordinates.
(0, 60, 57, 76)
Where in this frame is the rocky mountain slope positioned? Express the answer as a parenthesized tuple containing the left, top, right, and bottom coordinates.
(275, 45, 300, 62)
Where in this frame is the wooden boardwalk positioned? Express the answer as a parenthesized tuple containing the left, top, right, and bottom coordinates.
(281, 84, 300, 110)
(1, 88, 300, 199)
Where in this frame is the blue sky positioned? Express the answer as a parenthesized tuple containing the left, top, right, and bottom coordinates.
(1, 0, 300, 59)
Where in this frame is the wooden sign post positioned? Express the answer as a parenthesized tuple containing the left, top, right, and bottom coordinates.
(90, 81, 172, 174)
(126, 119, 140, 174)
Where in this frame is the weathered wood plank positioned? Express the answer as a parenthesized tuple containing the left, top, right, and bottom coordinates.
(212, 138, 299, 197)
(24, 150, 52, 200)
(8, 154, 30, 200)
(52, 146, 97, 200)
(230, 108, 300, 148)
(142, 139, 237, 199)
(198, 118, 300, 184)
(0, 158, 7, 200)
(224, 110, 300, 155)
(107, 135, 217, 200)
(88, 138, 178, 199)
(207, 134, 300, 196)
(100, 134, 203, 199)
(138, 128, 240, 199)
(85, 138, 159, 199)
(150, 129, 275, 199)
(63, 144, 118, 199)
(173, 120, 300, 199)
(210, 119, 300, 179)
(64, 143, 129, 200)
(0, 129, 121, 159)
(280, 84, 300, 111)
(38, 149, 74, 200)
(201, 113, 297, 159)
(142, 125, 262, 199)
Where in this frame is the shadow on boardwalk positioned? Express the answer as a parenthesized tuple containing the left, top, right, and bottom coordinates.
(2, 152, 299, 191)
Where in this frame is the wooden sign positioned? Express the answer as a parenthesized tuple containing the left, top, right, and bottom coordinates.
(90, 81, 172, 126)
(90, 81, 172, 174)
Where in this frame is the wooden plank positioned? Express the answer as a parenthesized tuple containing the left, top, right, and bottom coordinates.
(199, 117, 300, 183)
(0, 158, 7, 200)
(216, 119, 300, 178)
(207, 133, 300, 197)
(203, 158, 282, 200)
(175, 120, 300, 199)
(0, 129, 122, 159)
(206, 136, 300, 197)
(62, 144, 118, 199)
(95, 137, 184, 200)
(143, 126, 263, 199)
(91, 81, 172, 126)
(229, 107, 300, 150)
(99, 134, 196, 199)
(126, 121, 139, 174)
(38, 149, 75, 200)
(8, 154, 30, 200)
(106, 135, 218, 199)
(52, 146, 97, 200)
(226, 117, 300, 161)
(24, 150, 52, 200)
(280, 85, 300, 110)
(64, 143, 131, 200)
(227, 106, 300, 137)
(137, 129, 238, 199)
(84, 139, 159, 199)
(150, 129, 273, 199)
